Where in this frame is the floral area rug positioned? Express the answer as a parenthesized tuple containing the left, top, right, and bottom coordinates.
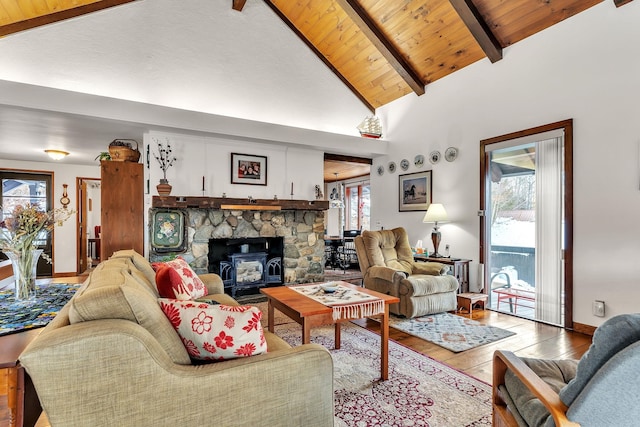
(275, 321, 492, 426)
(388, 312, 516, 353)
(0, 283, 80, 336)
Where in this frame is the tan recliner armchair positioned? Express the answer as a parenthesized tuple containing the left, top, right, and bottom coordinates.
(354, 227, 459, 318)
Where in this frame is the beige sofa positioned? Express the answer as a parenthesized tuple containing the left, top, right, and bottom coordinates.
(20, 250, 334, 427)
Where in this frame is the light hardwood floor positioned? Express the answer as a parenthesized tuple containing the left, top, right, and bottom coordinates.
(1, 278, 592, 426)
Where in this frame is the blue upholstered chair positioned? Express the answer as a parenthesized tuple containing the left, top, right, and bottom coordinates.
(493, 313, 640, 426)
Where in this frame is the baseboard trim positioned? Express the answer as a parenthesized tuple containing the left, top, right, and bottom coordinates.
(572, 321, 596, 336)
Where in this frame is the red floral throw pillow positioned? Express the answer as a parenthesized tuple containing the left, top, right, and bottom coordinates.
(158, 299, 267, 361)
(153, 258, 207, 300)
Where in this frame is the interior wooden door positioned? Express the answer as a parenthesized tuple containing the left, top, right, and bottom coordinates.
(77, 178, 88, 274)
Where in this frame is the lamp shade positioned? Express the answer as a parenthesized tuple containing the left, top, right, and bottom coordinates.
(422, 203, 448, 223)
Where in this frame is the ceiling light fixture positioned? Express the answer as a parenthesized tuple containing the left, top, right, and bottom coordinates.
(44, 149, 69, 160)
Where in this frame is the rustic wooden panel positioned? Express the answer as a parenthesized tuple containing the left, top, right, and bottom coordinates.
(271, 0, 412, 108)
(359, 0, 486, 84)
(0, 0, 135, 36)
(473, 0, 603, 46)
(152, 196, 330, 211)
(101, 161, 143, 259)
(0, 0, 101, 25)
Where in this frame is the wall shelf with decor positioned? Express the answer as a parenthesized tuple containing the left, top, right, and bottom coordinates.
(152, 196, 329, 211)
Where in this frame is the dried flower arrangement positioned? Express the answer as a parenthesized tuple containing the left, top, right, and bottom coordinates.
(153, 138, 177, 181)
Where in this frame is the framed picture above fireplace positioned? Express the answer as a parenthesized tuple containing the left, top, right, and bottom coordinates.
(231, 153, 268, 186)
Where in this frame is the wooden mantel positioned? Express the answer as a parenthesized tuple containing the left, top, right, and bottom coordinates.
(152, 196, 329, 211)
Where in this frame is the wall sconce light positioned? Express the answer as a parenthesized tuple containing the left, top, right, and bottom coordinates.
(45, 149, 69, 160)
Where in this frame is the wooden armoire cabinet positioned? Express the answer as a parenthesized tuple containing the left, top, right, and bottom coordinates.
(100, 161, 144, 259)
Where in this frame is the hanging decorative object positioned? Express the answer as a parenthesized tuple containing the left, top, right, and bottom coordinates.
(60, 184, 70, 209)
(357, 116, 383, 139)
(445, 147, 459, 162)
(329, 173, 345, 208)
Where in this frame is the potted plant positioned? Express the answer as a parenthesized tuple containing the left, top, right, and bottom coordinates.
(153, 138, 177, 196)
(94, 151, 111, 161)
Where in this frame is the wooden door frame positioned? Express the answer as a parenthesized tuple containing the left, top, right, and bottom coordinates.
(76, 177, 100, 274)
(479, 119, 574, 329)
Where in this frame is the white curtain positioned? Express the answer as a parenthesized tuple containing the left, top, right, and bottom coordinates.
(535, 137, 563, 325)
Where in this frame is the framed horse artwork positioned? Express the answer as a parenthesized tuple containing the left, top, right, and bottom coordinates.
(399, 171, 432, 211)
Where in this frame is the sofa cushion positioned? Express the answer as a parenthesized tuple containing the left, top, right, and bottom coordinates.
(110, 249, 157, 288)
(153, 257, 207, 300)
(68, 260, 191, 365)
(361, 228, 414, 274)
(402, 274, 459, 296)
(503, 358, 577, 427)
(559, 313, 640, 407)
(159, 299, 267, 361)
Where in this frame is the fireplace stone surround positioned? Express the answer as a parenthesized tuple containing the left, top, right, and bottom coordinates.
(149, 197, 329, 285)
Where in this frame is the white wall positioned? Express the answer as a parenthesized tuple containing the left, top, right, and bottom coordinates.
(377, 1, 640, 327)
(143, 131, 324, 200)
(0, 159, 101, 274)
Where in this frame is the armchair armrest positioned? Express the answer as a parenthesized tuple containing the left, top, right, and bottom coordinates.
(411, 262, 448, 276)
(366, 266, 407, 283)
(493, 350, 579, 427)
(198, 273, 224, 294)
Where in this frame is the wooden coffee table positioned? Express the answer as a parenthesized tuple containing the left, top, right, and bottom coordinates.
(261, 282, 399, 380)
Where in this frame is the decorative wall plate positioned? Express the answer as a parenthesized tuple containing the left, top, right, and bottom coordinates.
(445, 147, 458, 162)
(388, 161, 396, 173)
(414, 154, 425, 168)
(400, 159, 410, 171)
(429, 151, 441, 164)
(377, 165, 384, 176)
(151, 210, 186, 252)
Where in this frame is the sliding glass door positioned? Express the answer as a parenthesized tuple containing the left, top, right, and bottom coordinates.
(480, 120, 573, 327)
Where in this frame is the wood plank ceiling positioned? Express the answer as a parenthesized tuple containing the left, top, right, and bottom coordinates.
(0, 0, 135, 37)
(0, 0, 630, 110)
(264, 0, 611, 111)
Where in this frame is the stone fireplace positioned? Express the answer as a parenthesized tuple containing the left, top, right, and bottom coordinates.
(149, 197, 328, 286)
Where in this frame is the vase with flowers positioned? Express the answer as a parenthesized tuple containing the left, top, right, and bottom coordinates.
(0, 204, 73, 301)
(153, 138, 177, 196)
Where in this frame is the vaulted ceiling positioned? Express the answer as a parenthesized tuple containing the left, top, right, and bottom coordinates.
(1, 0, 631, 113)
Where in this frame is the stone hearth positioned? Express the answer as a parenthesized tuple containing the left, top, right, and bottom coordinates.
(149, 206, 327, 284)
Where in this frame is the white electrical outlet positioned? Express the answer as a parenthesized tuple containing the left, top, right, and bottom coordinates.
(592, 300, 605, 317)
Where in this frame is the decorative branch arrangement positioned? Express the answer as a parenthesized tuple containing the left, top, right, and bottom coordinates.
(153, 138, 177, 180)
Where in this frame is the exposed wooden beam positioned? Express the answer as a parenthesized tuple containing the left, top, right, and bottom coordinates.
(263, 1, 375, 112)
(614, 0, 634, 6)
(232, 0, 247, 11)
(0, 0, 137, 38)
(449, 0, 503, 63)
(324, 154, 372, 165)
(335, 0, 425, 96)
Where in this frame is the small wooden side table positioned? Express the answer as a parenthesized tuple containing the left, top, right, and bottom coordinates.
(456, 293, 488, 318)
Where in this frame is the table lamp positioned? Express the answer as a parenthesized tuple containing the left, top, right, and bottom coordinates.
(422, 203, 448, 258)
